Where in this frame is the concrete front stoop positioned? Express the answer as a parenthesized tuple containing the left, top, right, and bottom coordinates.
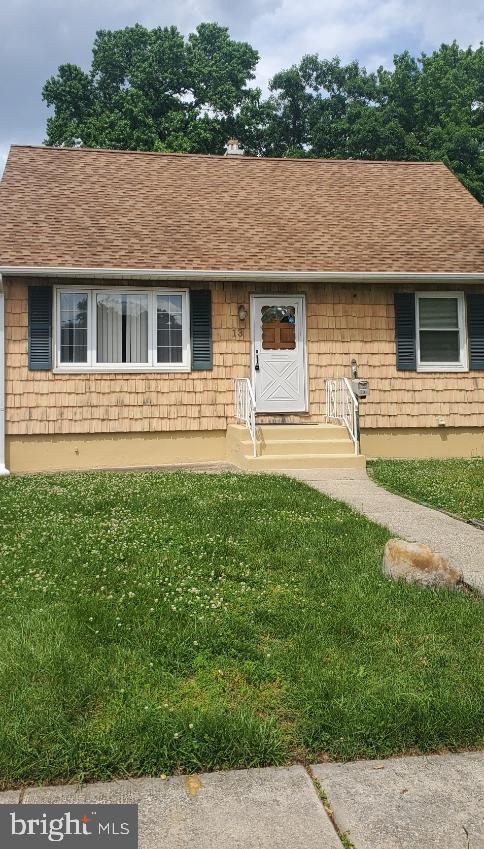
(227, 423, 366, 471)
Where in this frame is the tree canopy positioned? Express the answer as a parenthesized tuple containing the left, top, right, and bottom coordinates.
(43, 23, 259, 154)
(43, 26, 484, 201)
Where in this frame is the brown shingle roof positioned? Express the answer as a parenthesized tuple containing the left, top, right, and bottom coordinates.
(0, 144, 483, 273)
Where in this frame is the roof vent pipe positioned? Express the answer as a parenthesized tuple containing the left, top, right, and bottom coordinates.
(224, 138, 244, 156)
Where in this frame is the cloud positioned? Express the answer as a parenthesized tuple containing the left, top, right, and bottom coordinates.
(249, 0, 483, 87)
(404, 0, 484, 49)
(0, 145, 10, 177)
(0, 0, 483, 175)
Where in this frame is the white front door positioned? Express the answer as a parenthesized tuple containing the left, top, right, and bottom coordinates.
(251, 295, 307, 413)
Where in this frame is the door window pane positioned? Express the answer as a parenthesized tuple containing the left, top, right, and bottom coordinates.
(96, 293, 148, 363)
(157, 295, 184, 363)
(59, 292, 88, 363)
(261, 305, 296, 350)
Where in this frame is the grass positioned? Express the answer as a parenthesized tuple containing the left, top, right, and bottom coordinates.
(0, 471, 482, 789)
(368, 458, 484, 521)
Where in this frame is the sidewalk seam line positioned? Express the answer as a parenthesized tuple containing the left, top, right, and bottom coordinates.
(305, 765, 357, 849)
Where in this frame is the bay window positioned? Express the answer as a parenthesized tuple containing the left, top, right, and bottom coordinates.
(55, 287, 190, 371)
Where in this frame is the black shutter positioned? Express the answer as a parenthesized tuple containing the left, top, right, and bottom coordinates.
(467, 293, 484, 370)
(28, 286, 52, 370)
(394, 293, 416, 371)
(190, 289, 212, 370)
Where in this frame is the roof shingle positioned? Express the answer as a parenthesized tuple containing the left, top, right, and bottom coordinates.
(0, 145, 483, 273)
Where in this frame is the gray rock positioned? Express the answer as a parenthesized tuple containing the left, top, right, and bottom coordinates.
(383, 538, 462, 588)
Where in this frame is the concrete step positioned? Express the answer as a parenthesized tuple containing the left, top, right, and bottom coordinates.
(239, 453, 366, 470)
(240, 438, 356, 456)
(226, 423, 364, 470)
(255, 423, 345, 439)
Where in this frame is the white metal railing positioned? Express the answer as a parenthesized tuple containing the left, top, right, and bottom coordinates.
(325, 377, 359, 454)
(234, 378, 257, 457)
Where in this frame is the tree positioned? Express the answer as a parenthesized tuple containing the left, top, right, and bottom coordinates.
(267, 43, 484, 200)
(44, 28, 484, 201)
(43, 23, 259, 154)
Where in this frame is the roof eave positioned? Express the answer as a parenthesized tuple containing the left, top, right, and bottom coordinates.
(1, 266, 484, 283)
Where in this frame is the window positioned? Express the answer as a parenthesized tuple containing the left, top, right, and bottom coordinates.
(260, 304, 296, 350)
(59, 292, 88, 364)
(416, 293, 467, 372)
(96, 292, 149, 364)
(55, 288, 190, 371)
(157, 294, 184, 363)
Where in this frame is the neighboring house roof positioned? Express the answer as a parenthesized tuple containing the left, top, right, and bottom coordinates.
(0, 144, 483, 274)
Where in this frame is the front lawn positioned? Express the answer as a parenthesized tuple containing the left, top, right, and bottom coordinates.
(368, 458, 484, 522)
(0, 471, 482, 788)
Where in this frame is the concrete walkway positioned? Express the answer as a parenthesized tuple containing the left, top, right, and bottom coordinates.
(286, 467, 484, 593)
(1, 753, 482, 848)
(314, 752, 484, 849)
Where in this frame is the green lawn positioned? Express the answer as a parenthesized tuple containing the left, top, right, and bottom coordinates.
(368, 458, 484, 521)
(0, 471, 482, 789)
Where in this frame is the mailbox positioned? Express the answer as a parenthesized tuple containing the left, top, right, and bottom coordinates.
(351, 378, 369, 399)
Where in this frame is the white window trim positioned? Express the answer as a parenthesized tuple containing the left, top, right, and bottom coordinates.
(416, 291, 468, 373)
(53, 286, 191, 373)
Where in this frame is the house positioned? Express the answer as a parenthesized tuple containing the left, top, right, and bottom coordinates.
(0, 144, 483, 474)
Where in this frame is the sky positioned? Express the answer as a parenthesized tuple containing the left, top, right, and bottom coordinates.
(1, 0, 483, 175)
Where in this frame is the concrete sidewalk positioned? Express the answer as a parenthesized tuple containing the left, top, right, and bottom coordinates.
(286, 467, 484, 593)
(314, 752, 484, 849)
(1, 753, 482, 848)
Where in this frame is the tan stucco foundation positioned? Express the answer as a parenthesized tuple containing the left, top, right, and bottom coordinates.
(361, 427, 484, 459)
(6, 431, 227, 474)
(6, 425, 484, 473)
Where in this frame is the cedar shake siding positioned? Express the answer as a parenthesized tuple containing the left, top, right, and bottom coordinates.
(5, 277, 484, 436)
